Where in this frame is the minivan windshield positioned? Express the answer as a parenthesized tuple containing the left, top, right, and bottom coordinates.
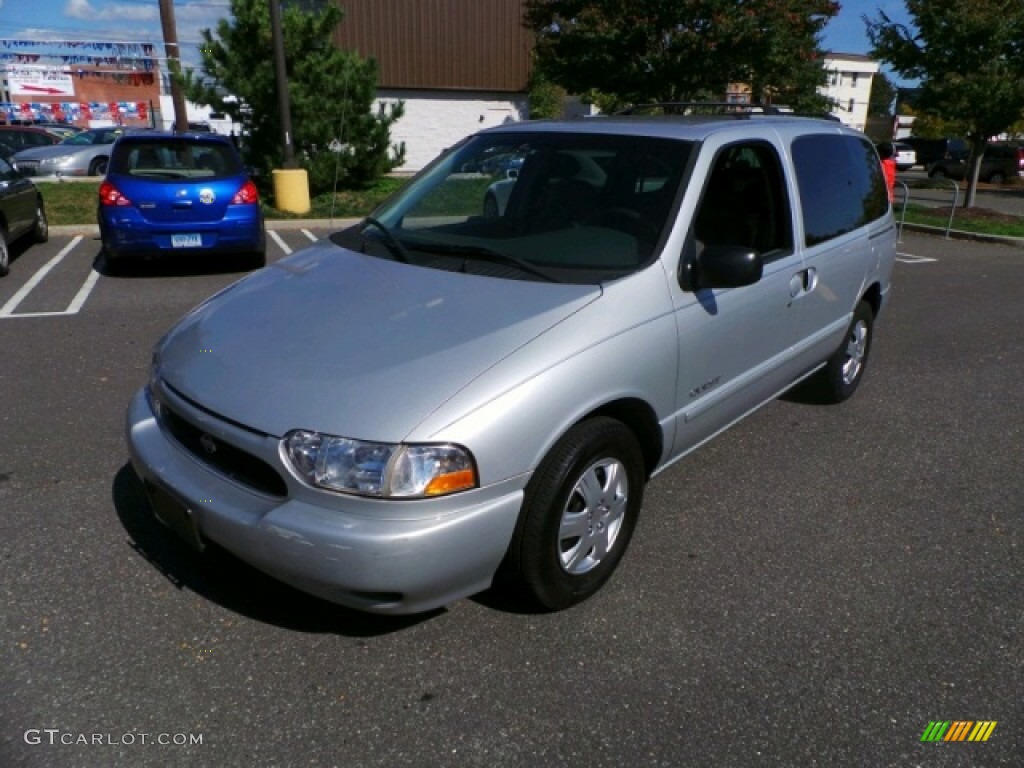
(339, 132, 693, 283)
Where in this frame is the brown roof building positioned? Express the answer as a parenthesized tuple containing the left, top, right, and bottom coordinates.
(329, 0, 534, 170)
(331, 0, 533, 92)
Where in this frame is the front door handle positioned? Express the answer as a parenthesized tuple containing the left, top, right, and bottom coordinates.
(789, 268, 818, 299)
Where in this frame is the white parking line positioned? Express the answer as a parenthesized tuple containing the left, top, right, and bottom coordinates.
(268, 230, 292, 255)
(65, 268, 103, 314)
(302, 229, 317, 242)
(896, 251, 938, 264)
(0, 235, 86, 318)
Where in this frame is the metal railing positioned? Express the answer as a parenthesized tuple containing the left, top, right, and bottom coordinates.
(894, 177, 960, 241)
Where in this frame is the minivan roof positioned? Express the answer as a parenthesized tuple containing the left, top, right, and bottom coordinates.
(481, 114, 860, 142)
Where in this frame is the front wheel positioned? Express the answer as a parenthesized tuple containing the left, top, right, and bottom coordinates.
(502, 417, 646, 611)
(809, 300, 874, 403)
(988, 171, 1006, 185)
(88, 157, 108, 176)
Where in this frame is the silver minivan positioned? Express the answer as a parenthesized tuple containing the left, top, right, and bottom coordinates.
(127, 115, 896, 614)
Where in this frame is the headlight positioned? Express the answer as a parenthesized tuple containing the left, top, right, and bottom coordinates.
(283, 430, 478, 498)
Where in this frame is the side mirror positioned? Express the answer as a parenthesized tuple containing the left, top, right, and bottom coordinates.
(679, 239, 763, 291)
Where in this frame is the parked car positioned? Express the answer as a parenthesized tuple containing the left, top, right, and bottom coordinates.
(0, 125, 62, 154)
(901, 136, 968, 170)
(12, 127, 127, 177)
(97, 131, 265, 269)
(34, 122, 83, 141)
(127, 112, 895, 615)
(928, 143, 1024, 184)
(876, 141, 916, 172)
(0, 149, 48, 277)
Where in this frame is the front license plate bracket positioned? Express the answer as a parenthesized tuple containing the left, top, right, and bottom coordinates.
(146, 482, 205, 552)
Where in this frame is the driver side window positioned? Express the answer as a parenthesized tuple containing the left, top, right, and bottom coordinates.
(694, 142, 792, 261)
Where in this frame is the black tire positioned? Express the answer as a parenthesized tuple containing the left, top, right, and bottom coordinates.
(0, 227, 9, 277)
(988, 171, 1006, 185)
(88, 157, 108, 176)
(100, 243, 125, 276)
(809, 300, 874, 403)
(928, 166, 946, 179)
(242, 250, 266, 270)
(503, 417, 645, 611)
(483, 193, 499, 219)
(33, 198, 49, 243)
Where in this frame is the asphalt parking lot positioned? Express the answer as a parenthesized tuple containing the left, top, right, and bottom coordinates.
(1, 229, 1021, 767)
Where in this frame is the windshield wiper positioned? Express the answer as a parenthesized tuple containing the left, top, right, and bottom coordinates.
(360, 217, 413, 263)
(410, 241, 563, 283)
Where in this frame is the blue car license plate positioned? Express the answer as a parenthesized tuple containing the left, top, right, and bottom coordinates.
(171, 233, 203, 248)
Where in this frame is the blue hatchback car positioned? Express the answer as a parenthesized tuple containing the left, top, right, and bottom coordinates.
(98, 132, 265, 270)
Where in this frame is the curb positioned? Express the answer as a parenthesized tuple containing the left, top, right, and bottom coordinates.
(898, 222, 1024, 248)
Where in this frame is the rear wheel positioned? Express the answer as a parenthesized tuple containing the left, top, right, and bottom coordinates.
(988, 171, 1006, 184)
(483, 193, 499, 219)
(0, 228, 9, 277)
(33, 199, 49, 243)
(88, 157, 108, 176)
(242, 250, 266, 270)
(503, 417, 645, 611)
(809, 300, 874, 403)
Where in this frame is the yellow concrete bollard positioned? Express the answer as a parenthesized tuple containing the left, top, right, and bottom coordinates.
(272, 168, 311, 214)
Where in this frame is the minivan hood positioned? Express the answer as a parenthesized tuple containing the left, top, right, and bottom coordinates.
(156, 242, 601, 440)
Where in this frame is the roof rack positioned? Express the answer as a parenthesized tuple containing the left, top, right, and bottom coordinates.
(615, 101, 840, 121)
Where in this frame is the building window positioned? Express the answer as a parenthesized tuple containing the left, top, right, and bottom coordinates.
(848, 98, 855, 113)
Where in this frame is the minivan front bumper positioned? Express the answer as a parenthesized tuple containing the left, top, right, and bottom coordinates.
(125, 388, 524, 614)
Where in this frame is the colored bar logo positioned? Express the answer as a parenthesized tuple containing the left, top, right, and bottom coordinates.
(921, 721, 997, 742)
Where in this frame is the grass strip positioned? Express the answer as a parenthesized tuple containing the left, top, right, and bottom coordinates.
(37, 177, 408, 226)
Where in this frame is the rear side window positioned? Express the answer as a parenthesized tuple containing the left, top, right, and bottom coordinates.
(112, 141, 242, 178)
(792, 134, 888, 246)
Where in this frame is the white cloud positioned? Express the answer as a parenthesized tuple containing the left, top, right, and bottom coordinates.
(65, 0, 158, 22)
(64, 0, 97, 20)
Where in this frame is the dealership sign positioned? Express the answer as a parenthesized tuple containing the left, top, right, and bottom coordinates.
(7, 67, 75, 97)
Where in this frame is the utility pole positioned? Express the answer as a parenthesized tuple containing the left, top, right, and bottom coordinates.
(159, 0, 189, 132)
(269, 0, 297, 167)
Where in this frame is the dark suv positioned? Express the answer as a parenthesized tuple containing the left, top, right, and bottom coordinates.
(928, 144, 1024, 184)
(901, 137, 967, 170)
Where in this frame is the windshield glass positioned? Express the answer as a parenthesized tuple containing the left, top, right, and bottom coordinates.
(354, 131, 693, 284)
(62, 130, 119, 146)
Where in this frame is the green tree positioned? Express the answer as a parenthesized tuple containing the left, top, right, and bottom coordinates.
(866, 0, 1024, 206)
(868, 72, 896, 117)
(527, 70, 567, 119)
(524, 0, 838, 110)
(181, 0, 404, 194)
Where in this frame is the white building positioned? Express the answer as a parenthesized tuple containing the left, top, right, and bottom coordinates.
(819, 53, 879, 132)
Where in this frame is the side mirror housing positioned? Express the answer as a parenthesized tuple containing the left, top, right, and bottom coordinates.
(680, 239, 764, 291)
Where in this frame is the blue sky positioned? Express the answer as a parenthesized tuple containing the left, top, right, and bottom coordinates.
(1, 0, 915, 81)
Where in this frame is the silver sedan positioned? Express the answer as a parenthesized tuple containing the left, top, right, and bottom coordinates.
(12, 127, 125, 177)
